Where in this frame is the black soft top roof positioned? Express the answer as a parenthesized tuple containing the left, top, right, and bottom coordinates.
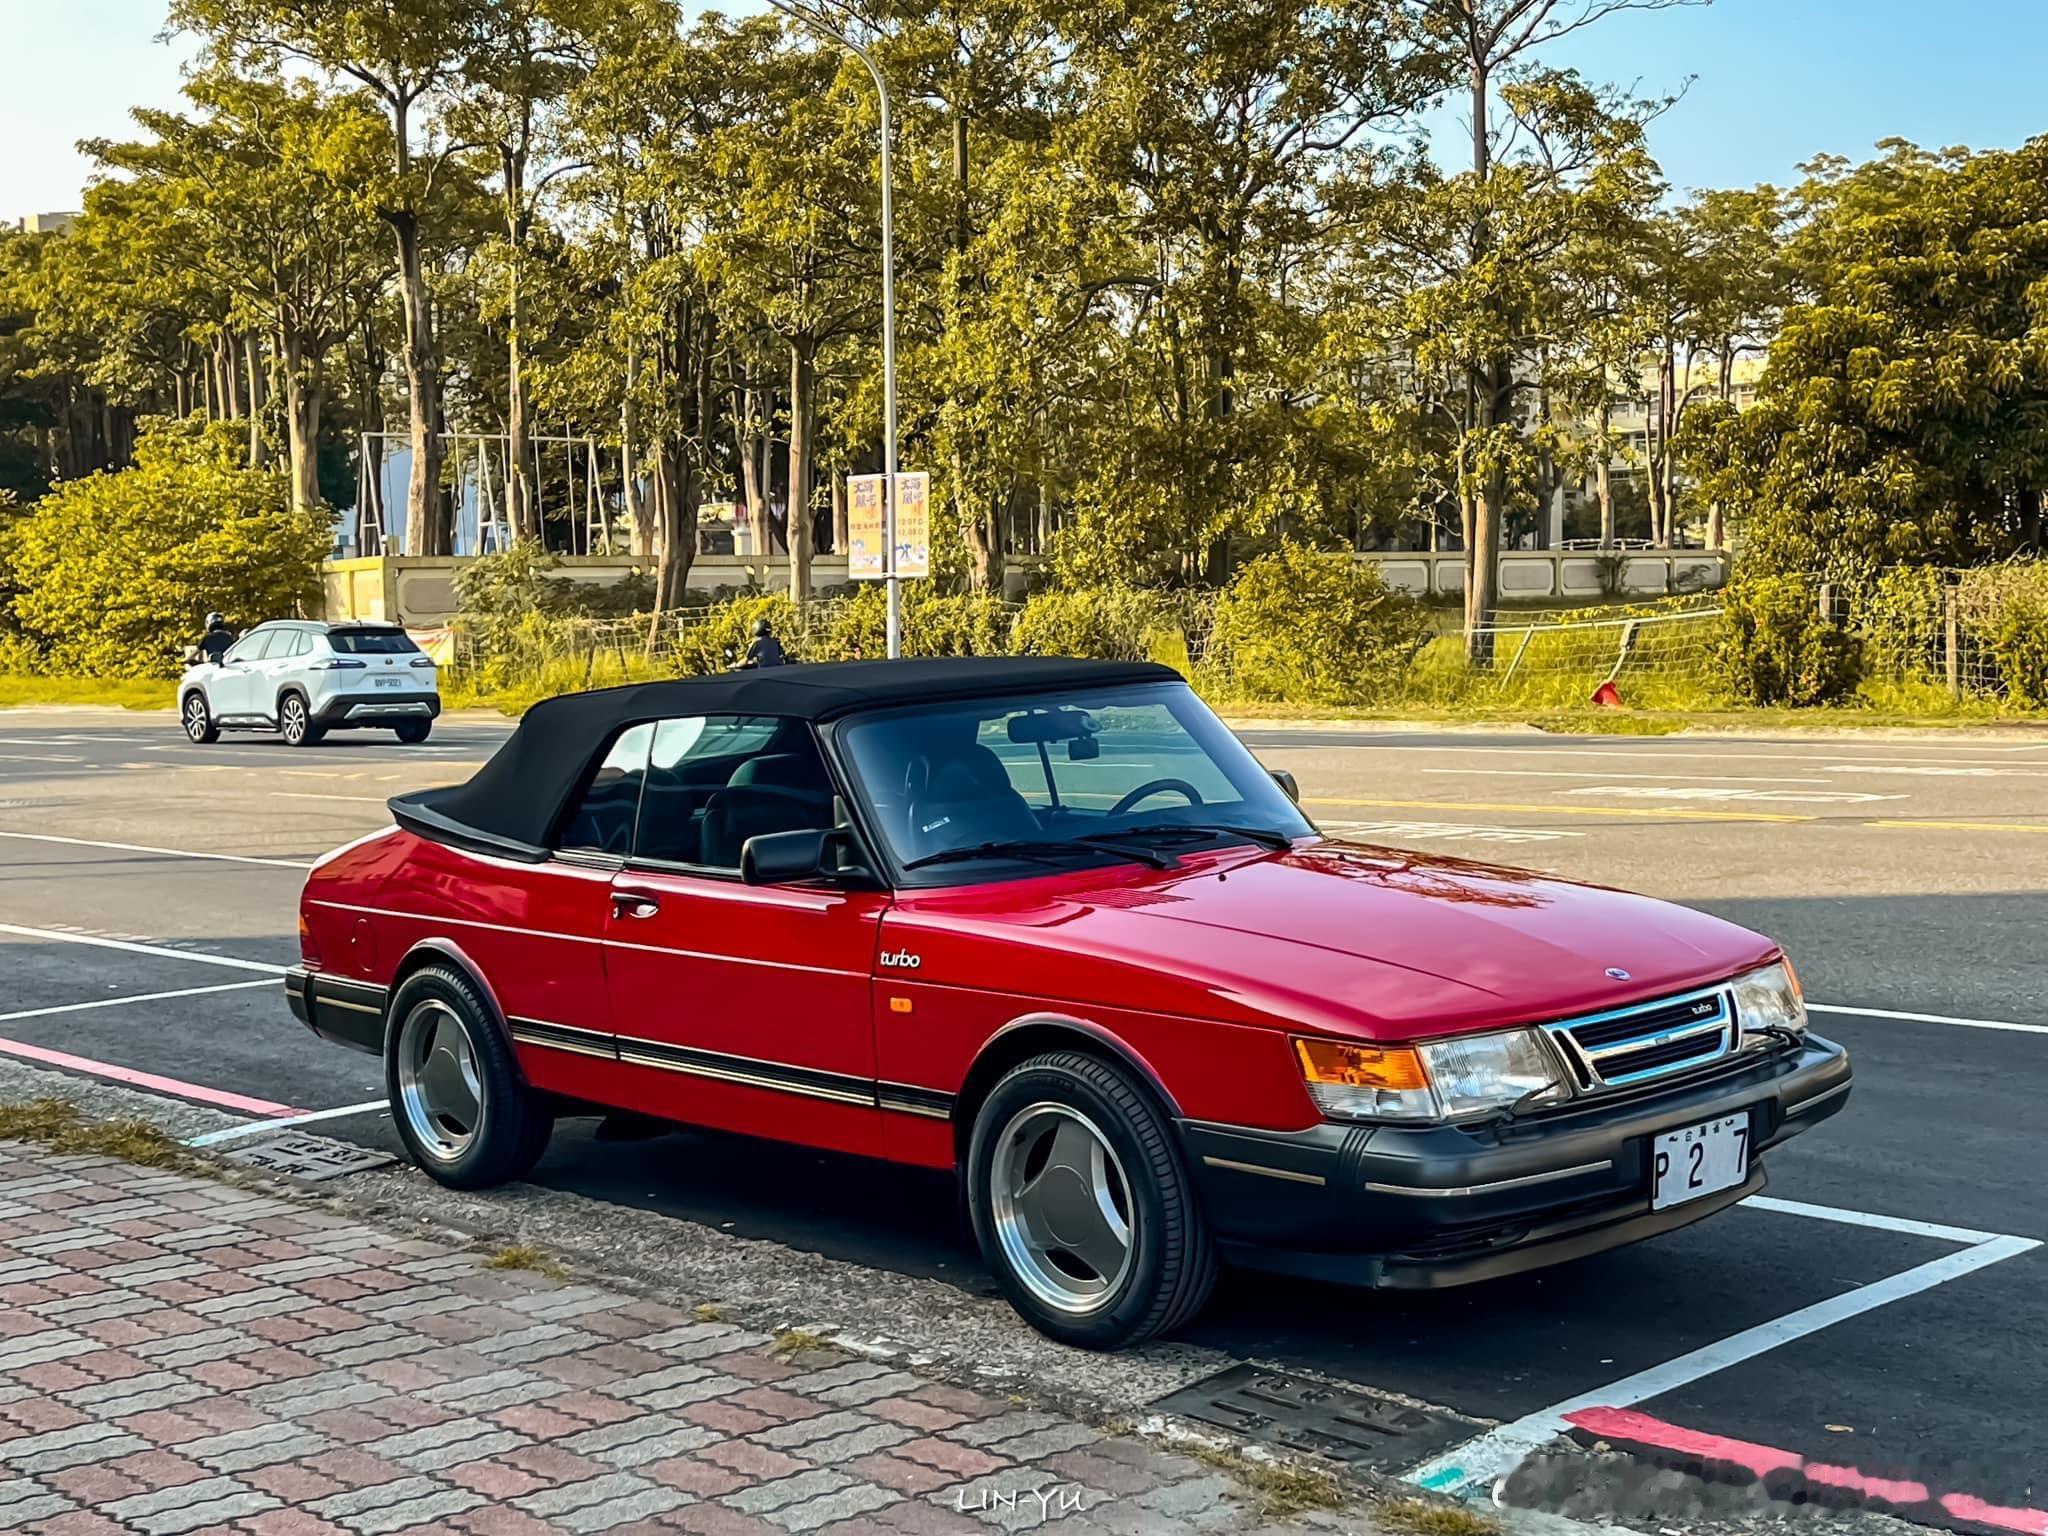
(389, 656, 1180, 861)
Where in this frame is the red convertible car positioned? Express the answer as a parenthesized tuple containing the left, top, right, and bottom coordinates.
(287, 659, 1851, 1348)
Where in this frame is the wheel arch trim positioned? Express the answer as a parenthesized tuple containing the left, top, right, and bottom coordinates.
(389, 937, 528, 1084)
(953, 1011, 1184, 1160)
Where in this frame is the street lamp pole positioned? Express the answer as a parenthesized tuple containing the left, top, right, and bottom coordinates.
(759, 0, 901, 658)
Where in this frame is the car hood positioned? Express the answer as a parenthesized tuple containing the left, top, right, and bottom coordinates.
(892, 839, 1778, 1040)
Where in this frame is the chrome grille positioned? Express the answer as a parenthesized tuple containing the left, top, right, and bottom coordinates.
(1544, 985, 1734, 1091)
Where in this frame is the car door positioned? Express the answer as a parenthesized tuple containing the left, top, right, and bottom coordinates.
(212, 630, 272, 719)
(263, 628, 309, 719)
(600, 714, 891, 1157)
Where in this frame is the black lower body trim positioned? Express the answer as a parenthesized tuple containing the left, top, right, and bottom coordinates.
(288, 968, 388, 1055)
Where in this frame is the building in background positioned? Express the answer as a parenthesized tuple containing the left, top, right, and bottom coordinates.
(15, 212, 78, 234)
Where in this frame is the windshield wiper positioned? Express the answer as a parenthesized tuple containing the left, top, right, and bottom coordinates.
(902, 836, 1175, 873)
(1111, 822, 1297, 852)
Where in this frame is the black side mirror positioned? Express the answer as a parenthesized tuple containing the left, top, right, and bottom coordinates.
(741, 827, 869, 886)
(1271, 768, 1300, 803)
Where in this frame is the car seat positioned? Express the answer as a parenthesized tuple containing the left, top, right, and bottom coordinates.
(902, 744, 1042, 862)
(698, 752, 837, 869)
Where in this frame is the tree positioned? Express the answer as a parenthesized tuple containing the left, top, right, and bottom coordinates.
(84, 71, 392, 518)
(175, 0, 489, 555)
(1686, 139, 2048, 584)
(1402, 0, 1699, 660)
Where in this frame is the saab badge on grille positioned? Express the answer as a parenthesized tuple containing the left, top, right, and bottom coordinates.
(1605, 967, 1631, 980)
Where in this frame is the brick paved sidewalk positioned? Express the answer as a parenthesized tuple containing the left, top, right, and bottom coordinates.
(0, 1146, 1349, 1536)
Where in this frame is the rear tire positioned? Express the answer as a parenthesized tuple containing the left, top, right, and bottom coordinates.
(394, 718, 431, 745)
(967, 1050, 1216, 1349)
(181, 691, 219, 744)
(385, 964, 551, 1189)
(278, 692, 324, 747)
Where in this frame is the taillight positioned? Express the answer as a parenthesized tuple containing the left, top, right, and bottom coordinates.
(311, 658, 367, 670)
(297, 911, 320, 967)
(409, 656, 435, 669)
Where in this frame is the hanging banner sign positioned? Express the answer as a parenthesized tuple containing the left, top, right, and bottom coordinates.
(847, 474, 888, 580)
(893, 471, 930, 580)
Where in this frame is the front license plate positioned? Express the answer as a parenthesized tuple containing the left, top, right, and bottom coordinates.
(372, 676, 404, 689)
(1651, 1112, 1750, 1210)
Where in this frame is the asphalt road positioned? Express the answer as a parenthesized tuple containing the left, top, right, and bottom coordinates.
(2, 707, 2045, 1514)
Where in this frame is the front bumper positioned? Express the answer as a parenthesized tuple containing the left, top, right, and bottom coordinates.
(1179, 1035, 1851, 1289)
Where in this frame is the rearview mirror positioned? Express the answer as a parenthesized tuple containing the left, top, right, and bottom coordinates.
(741, 827, 869, 887)
(1270, 768, 1300, 803)
(1008, 708, 1095, 745)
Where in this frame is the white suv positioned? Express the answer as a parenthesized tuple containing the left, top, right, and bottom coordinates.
(179, 621, 440, 747)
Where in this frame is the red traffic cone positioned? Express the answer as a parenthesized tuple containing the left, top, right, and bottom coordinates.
(1590, 680, 1624, 709)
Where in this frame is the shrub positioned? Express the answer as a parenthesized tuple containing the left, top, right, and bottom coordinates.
(1964, 565, 2048, 707)
(1010, 588, 1178, 661)
(1202, 544, 1431, 706)
(1716, 573, 1862, 706)
(671, 591, 802, 675)
(5, 427, 324, 677)
(1858, 566, 1946, 681)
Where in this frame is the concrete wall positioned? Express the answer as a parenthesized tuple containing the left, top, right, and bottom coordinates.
(322, 547, 1728, 626)
(1356, 549, 1726, 602)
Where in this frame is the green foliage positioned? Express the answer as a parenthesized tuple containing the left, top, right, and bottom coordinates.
(1857, 566, 1946, 681)
(4, 425, 322, 677)
(1202, 545, 1430, 706)
(1716, 574, 1861, 706)
(1010, 589, 1178, 662)
(671, 591, 802, 675)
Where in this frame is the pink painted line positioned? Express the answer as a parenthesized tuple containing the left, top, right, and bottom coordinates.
(1565, 1406, 2048, 1536)
(1564, 1407, 1801, 1479)
(0, 1036, 295, 1116)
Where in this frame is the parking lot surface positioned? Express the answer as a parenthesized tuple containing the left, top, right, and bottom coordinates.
(2, 708, 2045, 1523)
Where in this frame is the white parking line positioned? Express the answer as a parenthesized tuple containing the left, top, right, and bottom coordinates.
(1743, 1195, 2016, 1247)
(0, 830, 311, 869)
(1809, 1002, 2048, 1037)
(1408, 1229, 2041, 1496)
(184, 1100, 388, 1147)
(0, 923, 286, 974)
(0, 979, 277, 1024)
(1422, 768, 1833, 784)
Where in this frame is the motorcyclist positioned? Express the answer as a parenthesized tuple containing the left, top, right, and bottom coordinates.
(740, 617, 787, 669)
(198, 612, 236, 666)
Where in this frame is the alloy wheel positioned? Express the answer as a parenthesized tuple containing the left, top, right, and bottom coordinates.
(988, 1101, 1136, 1315)
(280, 695, 307, 745)
(395, 999, 484, 1163)
(183, 695, 209, 741)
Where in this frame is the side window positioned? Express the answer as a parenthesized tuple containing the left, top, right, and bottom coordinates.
(227, 631, 275, 664)
(635, 715, 833, 870)
(276, 631, 308, 660)
(556, 723, 653, 856)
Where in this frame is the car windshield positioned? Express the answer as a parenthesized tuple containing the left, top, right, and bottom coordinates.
(838, 681, 1312, 881)
(328, 628, 418, 655)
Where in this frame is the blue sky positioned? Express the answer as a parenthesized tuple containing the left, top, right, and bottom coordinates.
(4, 0, 2045, 216)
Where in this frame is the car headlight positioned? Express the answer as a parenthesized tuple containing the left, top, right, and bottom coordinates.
(1732, 958, 1807, 1043)
(1295, 1030, 1566, 1123)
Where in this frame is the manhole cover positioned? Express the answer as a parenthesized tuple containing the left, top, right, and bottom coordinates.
(1153, 1364, 1472, 1471)
(217, 1132, 395, 1182)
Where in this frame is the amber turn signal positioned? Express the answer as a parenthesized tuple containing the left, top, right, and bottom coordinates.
(1293, 1037, 1427, 1091)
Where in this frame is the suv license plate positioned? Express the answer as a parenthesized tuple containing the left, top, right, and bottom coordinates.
(1652, 1113, 1750, 1210)
(372, 676, 404, 689)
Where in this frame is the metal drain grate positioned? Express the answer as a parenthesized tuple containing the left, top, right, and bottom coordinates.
(1154, 1364, 1472, 1471)
(217, 1132, 395, 1182)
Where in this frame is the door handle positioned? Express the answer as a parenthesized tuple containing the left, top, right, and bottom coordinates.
(611, 891, 660, 919)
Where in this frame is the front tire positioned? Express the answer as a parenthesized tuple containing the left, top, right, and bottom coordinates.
(278, 692, 324, 747)
(967, 1051, 1216, 1349)
(394, 718, 431, 745)
(385, 965, 552, 1189)
(181, 692, 219, 744)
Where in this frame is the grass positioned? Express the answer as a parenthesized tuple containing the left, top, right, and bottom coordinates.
(1187, 1445, 1349, 1521)
(1378, 1496, 1503, 1536)
(767, 1327, 834, 1361)
(0, 1098, 196, 1169)
(0, 675, 176, 710)
(482, 1243, 567, 1278)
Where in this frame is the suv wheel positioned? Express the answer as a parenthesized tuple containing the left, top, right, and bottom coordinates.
(278, 692, 324, 747)
(394, 718, 431, 745)
(967, 1051, 1217, 1349)
(385, 965, 552, 1189)
(181, 691, 219, 744)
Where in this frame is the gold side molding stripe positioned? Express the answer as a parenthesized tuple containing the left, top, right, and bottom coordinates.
(1200, 1155, 1327, 1187)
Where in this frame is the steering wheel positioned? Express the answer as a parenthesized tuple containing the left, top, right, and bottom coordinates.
(1107, 778, 1204, 817)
